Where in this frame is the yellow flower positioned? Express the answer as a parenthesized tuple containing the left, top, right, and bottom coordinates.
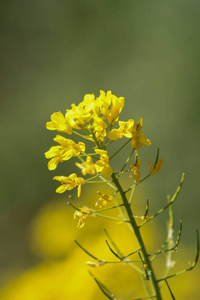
(75, 156, 96, 176)
(130, 156, 141, 183)
(107, 118, 151, 150)
(46, 111, 73, 134)
(106, 92, 125, 125)
(94, 149, 113, 178)
(65, 95, 96, 130)
(107, 119, 134, 140)
(92, 116, 107, 142)
(95, 90, 111, 117)
(74, 207, 91, 228)
(131, 118, 151, 150)
(44, 135, 85, 170)
(95, 192, 113, 208)
(149, 159, 163, 175)
(53, 173, 85, 197)
(95, 90, 124, 125)
(44, 145, 63, 170)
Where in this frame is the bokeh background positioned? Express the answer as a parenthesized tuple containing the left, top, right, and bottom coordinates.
(1, 1, 200, 299)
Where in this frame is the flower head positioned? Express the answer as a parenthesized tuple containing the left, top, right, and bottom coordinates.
(53, 173, 85, 197)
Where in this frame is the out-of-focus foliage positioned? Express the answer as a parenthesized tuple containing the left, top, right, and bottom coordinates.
(0, 0, 200, 297)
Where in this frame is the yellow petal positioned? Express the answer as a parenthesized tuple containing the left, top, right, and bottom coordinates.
(48, 158, 59, 170)
(53, 176, 66, 182)
(95, 162, 104, 173)
(101, 165, 113, 178)
(55, 185, 67, 193)
(139, 133, 151, 146)
(77, 185, 82, 198)
(46, 121, 56, 130)
(149, 159, 163, 175)
(107, 129, 121, 140)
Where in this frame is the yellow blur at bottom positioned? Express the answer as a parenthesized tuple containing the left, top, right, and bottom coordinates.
(0, 194, 199, 300)
(0, 198, 143, 300)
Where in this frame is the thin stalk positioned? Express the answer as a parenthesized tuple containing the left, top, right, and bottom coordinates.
(120, 148, 135, 172)
(91, 212, 130, 223)
(72, 130, 92, 141)
(110, 139, 131, 160)
(111, 173, 162, 300)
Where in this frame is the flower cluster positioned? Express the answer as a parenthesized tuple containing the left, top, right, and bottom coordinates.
(45, 90, 162, 224)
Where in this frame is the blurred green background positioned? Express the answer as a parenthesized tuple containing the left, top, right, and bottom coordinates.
(1, 0, 200, 298)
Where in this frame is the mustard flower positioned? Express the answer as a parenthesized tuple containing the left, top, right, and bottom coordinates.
(130, 156, 141, 183)
(53, 173, 85, 197)
(107, 119, 134, 140)
(108, 118, 151, 150)
(106, 92, 125, 125)
(74, 207, 91, 228)
(45, 135, 85, 170)
(131, 118, 151, 150)
(96, 90, 124, 125)
(95, 192, 113, 208)
(46, 111, 73, 134)
(149, 159, 163, 175)
(92, 116, 107, 142)
(95, 90, 111, 117)
(94, 149, 113, 178)
(65, 94, 97, 130)
(75, 156, 96, 176)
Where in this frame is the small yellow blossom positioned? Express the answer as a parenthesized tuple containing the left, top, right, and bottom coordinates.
(107, 92, 125, 125)
(44, 135, 85, 170)
(44, 145, 63, 170)
(95, 192, 113, 208)
(108, 118, 151, 150)
(149, 159, 163, 175)
(46, 111, 73, 134)
(74, 207, 91, 228)
(107, 119, 134, 140)
(130, 156, 141, 183)
(92, 116, 107, 142)
(65, 96, 96, 129)
(96, 90, 124, 125)
(95, 90, 111, 117)
(95, 149, 113, 178)
(131, 118, 151, 150)
(75, 156, 96, 176)
(53, 173, 85, 197)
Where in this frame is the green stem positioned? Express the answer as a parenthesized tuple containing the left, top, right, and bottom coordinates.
(109, 139, 131, 160)
(111, 173, 162, 300)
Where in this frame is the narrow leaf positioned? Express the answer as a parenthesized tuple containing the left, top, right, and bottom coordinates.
(165, 279, 176, 300)
(74, 240, 98, 260)
(89, 271, 117, 300)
